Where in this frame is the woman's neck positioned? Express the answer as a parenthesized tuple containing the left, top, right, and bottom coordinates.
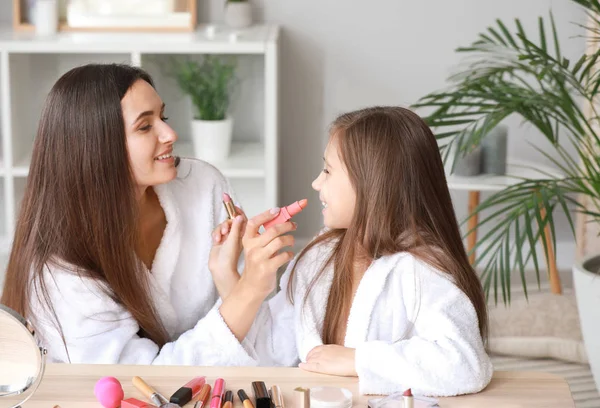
(137, 186, 161, 222)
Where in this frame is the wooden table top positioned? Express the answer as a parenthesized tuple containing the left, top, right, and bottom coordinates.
(3, 364, 575, 408)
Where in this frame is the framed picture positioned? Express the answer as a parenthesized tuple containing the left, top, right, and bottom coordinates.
(13, 0, 198, 32)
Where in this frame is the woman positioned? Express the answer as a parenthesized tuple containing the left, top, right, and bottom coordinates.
(0, 63, 294, 365)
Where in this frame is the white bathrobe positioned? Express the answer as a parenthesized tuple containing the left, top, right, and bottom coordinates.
(29, 158, 259, 366)
(248, 242, 494, 397)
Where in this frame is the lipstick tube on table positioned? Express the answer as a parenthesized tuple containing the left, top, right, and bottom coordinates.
(169, 377, 206, 406)
(252, 381, 271, 408)
(270, 385, 284, 408)
(222, 391, 234, 408)
(209, 379, 225, 408)
(193, 384, 212, 408)
(237, 389, 255, 408)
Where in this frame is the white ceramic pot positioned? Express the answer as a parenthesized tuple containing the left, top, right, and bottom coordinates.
(34, 0, 58, 36)
(224, 2, 253, 29)
(190, 118, 233, 162)
(573, 254, 600, 393)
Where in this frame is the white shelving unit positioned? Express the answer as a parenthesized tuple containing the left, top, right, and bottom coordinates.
(0, 24, 280, 256)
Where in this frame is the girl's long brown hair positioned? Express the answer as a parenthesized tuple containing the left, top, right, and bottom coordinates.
(1, 64, 169, 349)
(288, 106, 488, 345)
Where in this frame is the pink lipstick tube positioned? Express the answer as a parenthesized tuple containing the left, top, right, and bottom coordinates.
(209, 378, 225, 408)
(263, 200, 307, 230)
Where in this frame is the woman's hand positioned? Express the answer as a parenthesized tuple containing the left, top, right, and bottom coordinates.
(218, 207, 298, 342)
(299, 345, 358, 377)
(209, 205, 246, 299)
(238, 207, 297, 298)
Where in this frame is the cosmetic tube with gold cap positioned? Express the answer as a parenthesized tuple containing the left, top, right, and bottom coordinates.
(222, 193, 237, 219)
(270, 385, 284, 408)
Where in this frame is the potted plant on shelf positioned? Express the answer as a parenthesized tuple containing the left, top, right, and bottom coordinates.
(169, 55, 237, 162)
(224, 0, 253, 29)
(412, 0, 600, 392)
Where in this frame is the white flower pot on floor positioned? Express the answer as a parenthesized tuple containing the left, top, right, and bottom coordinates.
(573, 254, 600, 393)
(191, 118, 233, 163)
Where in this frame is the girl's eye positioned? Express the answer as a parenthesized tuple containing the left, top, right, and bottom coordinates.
(161, 116, 169, 122)
(323, 168, 330, 174)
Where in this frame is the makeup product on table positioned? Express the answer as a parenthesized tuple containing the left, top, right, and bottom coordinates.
(132, 376, 180, 408)
(403, 388, 414, 408)
(193, 384, 212, 408)
(222, 391, 234, 408)
(366, 392, 439, 408)
(94, 377, 124, 408)
(169, 377, 206, 406)
(263, 199, 308, 230)
(251, 381, 271, 408)
(309, 387, 352, 408)
(222, 193, 237, 220)
(293, 387, 310, 408)
(269, 385, 284, 408)
(237, 389, 255, 408)
(122, 398, 158, 408)
(209, 378, 225, 408)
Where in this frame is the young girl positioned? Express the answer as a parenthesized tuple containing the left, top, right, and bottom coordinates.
(0, 64, 293, 365)
(215, 106, 493, 396)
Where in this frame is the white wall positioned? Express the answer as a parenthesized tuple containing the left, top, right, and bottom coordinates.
(0, 1, 587, 273)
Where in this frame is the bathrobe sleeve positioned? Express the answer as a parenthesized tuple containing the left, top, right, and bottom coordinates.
(30, 266, 261, 365)
(354, 260, 493, 397)
(245, 263, 301, 366)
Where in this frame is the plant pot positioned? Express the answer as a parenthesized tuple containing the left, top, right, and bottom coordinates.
(443, 141, 483, 177)
(481, 125, 508, 175)
(573, 254, 600, 393)
(34, 0, 58, 36)
(224, 2, 253, 29)
(190, 118, 233, 163)
(452, 145, 483, 177)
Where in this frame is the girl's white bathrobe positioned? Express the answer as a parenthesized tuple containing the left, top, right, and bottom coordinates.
(29, 158, 260, 366)
(247, 243, 494, 397)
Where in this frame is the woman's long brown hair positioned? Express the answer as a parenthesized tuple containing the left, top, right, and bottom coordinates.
(1, 64, 169, 349)
(288, 106, 488, 345)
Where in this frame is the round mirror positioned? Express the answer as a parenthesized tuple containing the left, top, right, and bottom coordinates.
(0, 304, 47, 408)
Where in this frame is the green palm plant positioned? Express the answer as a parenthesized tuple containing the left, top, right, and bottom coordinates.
(412, 0, 600, 304)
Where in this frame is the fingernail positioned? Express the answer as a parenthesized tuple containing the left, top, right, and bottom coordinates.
(235, 215, 243, 223)
(270, 207, 280, 214)
(292, 222, 298, 228)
